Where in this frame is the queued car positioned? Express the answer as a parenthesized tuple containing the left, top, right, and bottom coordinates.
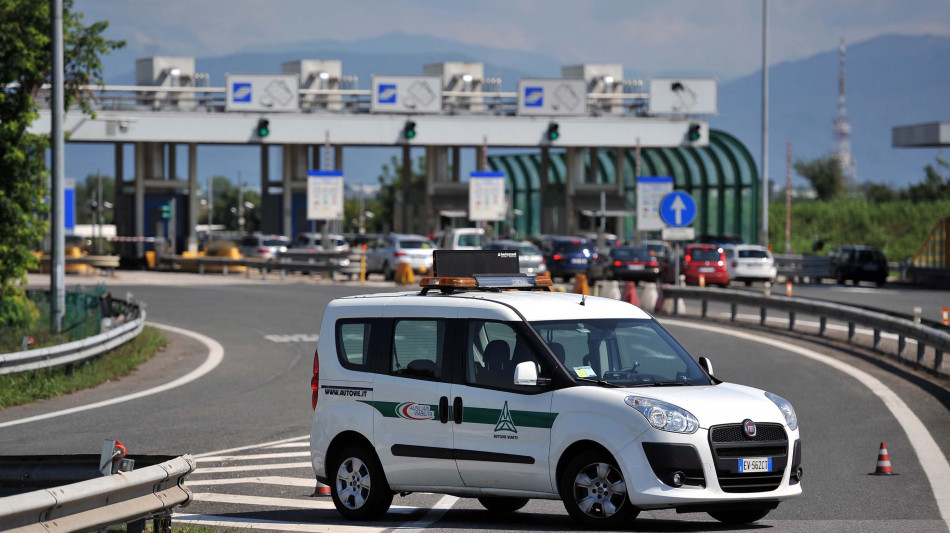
(482, 240, 547, 275)
(642, 239, 675, 283)
(602, 246, 663, 283)
(723, 244, 776, 286)
(238, 234, 290, 259)
(436, 227, 485, 250)
(682, 244, 729, 287)
(292, 232, 351, 253)
(539, 237, 595, 281)
(365, 233, 437, 280)
(310, 251, 803, 528)
(829, 245, 888, 286)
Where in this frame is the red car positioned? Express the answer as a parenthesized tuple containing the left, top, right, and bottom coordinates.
(682, 244, 729, 287)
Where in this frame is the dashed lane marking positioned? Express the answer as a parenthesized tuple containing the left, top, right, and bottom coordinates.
(191, 461, 312, 474)
(191, 492, 418, 513)
(173, 514, 386, 533)
(198, 451, 311, 462)
(185, 476, 315, 488)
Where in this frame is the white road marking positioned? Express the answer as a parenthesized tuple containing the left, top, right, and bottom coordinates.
(394, 495, 460, 533)
(192, 461, 312, 474)
(665, 318, 950, 530)
(194, 434, 309, 459)
(185, 476, 316, 488)
(0, 322, 224, 429)
(199, 451, 311, 462)
(173, 514, 385, 533)
(267, 442, 310, 449)
(265, 334, 319, 343)
(191, 492, 419, 513)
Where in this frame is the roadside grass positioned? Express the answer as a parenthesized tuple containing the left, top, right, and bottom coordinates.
(0, 326, 167, 410)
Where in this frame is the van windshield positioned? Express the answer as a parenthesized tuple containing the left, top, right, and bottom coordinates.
(458, 234, 483, 247)
(400, 240, 434, 250)
(532, 319, 710, 386)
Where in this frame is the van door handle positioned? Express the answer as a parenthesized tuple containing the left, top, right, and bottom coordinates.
(453, 397, 463, 424)
(439, 396, 449, 424)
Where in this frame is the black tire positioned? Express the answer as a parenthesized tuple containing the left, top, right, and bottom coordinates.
(744, 281, 752, 287)
(559, 449, 638, 528)
(707, 508, 771, 524)
(877, 279, 887, 287)
(836, 270, 845, 285)
(329, 445, 393, 521)
(477, 496, 530, 513)
(383, 262, 394, 281)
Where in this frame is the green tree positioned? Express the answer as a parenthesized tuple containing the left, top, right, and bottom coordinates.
(375, 155, 426, 233)
(0, 0, 123, 328)
(793, 155, 846, 201)
(902, 155, 950, 203)
(863, 182, 897, 203)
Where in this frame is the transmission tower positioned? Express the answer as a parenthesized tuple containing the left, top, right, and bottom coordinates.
(832, 37, 857, 188)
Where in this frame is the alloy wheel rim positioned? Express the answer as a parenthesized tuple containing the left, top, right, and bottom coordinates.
(573, 461, 627, 518)
(336, 457, 371, 510)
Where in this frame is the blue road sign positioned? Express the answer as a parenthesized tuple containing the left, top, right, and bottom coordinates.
(659, 191, 697, 228)
(378, 84, 397, 104)
(524, 87, 543, 107)
(232, 82, 252, 103)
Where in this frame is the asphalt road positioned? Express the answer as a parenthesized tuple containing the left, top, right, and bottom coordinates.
(3, 273, 949, 532)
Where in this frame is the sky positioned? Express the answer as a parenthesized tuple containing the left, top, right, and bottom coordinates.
(78, 0, 950, 82)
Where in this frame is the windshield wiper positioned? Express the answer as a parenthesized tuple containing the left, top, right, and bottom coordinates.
(623, 380, 689, 387)
(574, 376, 623, 388)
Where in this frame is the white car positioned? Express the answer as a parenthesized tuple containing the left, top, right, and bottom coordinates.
(309, 252, 802, 528)
(364, 233, 436, 280)
(723, 244, 777, 286)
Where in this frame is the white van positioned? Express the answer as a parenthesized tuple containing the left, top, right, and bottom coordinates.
(436, 227, 485, 250)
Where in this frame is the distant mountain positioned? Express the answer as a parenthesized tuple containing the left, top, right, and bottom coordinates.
(71, 33, 948, 191)
(713, 34, 950, 188)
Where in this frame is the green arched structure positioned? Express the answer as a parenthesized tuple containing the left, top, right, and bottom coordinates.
(487, 129, 760, 243)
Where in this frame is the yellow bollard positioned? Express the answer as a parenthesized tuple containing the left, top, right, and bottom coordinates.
(573, 274, 590, 295)
(145, 250, 156, 270)
(360, 256, 366, 284)
(395, 262, 415, 285)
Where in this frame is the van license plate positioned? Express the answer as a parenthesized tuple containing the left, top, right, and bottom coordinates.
(738, 457, 772, 473)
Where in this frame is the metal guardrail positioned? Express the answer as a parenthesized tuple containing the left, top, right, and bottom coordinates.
(0, 454, 195, 532)
(0, 296, 145, 375)
(160, 251, 361, 279)
(661, 285, 949, 378)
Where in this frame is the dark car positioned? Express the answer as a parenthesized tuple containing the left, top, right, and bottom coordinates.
(540, 237, 594, 281)
(829, 245, 888, 286)
(600, 246, 662, 283)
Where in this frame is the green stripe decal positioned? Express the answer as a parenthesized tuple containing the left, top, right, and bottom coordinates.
(359, 401, 558, 428)
(462, 407, 558, 429)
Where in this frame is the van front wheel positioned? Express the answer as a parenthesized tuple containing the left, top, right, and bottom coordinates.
(559, 449, 638, 527)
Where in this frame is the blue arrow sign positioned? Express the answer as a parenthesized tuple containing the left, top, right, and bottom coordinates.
(659, 191, 697, 228)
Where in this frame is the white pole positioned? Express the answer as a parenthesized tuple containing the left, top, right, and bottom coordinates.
(760, 0, 770, 247)
(50, 0, 65, 333)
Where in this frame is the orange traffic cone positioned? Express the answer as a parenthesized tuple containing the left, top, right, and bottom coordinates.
(621, 282, 641, 306)
(573, 274, 590, 295)
(314, 481, 332, 496)
(871, 442, 896, 475)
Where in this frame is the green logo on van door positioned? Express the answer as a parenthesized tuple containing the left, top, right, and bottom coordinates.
(494, 401, 518, 433)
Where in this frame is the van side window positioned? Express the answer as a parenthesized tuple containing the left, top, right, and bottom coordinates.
(336, 320, 373, 370)
(465, 321, 545, 392)
(391, 319, 445, 381)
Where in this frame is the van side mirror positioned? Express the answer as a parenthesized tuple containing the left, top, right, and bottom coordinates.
(513, 361, 538, 386)
(698, 357, 714, 376)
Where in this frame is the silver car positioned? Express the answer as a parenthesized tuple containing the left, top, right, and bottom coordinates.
(365, 233, 436, 280)
(238, 234, 290, 259)
(483, 240, 547, 275)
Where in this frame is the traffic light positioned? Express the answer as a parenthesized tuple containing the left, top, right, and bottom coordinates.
(160, 203, 172, 220)
(256, 118, 270, 138)
(404, 120, 417, 140)
(687, 123, 701, 142)
(546, 122, 560, 141)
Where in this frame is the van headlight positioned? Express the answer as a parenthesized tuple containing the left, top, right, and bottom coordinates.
(765, 391, 798, 430)
(625, 396, 699, 434)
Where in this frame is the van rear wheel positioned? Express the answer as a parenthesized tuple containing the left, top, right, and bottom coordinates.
(330, 445, 393, 521)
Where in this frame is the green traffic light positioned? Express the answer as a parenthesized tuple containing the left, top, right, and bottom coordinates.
(688, 123, 701, 142)
(547, 123, 560, 141)
(257, 118, 270, 138)
(404, 121, 417, 139)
